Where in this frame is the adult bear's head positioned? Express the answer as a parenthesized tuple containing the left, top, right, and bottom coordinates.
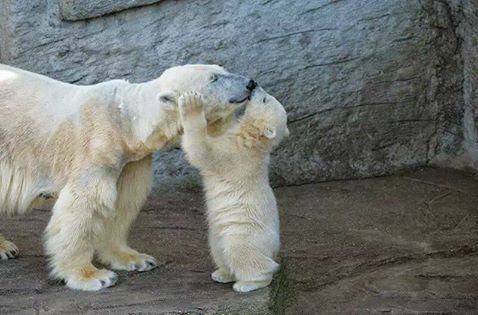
(158, 64, 256, 129)
(158, 64, 255, 106)
(130, 64, 257, 147)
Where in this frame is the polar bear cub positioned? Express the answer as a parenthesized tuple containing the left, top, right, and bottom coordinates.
(179, 89, 289, 292)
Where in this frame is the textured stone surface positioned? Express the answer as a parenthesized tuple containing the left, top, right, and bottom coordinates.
(0, 0, 473, 188)
(0, 168, 476, 313)
(278, 167, 478, 313)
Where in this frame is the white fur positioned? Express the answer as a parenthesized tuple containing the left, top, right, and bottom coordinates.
(0, 63, 249, 290)
(179, 90, 289, 292)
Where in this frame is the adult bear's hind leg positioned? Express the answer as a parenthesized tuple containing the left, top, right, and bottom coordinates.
(0, 234, 18, 260)
(96, 155, 157, 272)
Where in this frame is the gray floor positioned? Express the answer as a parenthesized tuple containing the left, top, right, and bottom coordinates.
(0, 168, 477, 314)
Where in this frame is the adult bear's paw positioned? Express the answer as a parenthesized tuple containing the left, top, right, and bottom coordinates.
(65, 265, 118, 291)
(0, 239, 19, 260)
(98, 247, 157, 272)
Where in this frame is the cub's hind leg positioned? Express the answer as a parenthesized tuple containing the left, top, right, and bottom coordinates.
(223, 235, 279, 293)
(0, 234, 18, 260)
(208, 228, 235, 284)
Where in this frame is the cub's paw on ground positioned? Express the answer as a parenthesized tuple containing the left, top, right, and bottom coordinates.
(211, 269, 235, 283)
(233, 280, 271, 293)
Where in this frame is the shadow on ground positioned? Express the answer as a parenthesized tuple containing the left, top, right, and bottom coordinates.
(0, 168, 477, 314)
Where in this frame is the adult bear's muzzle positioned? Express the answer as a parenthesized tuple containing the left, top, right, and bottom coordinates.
(246, 79, 257, 92)
(229, 77, 258, 104)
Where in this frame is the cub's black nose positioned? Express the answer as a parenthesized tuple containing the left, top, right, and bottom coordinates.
(246, 79, 257, 91)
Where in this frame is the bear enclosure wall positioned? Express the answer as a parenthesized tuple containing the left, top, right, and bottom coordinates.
(0, 0, 476, 188)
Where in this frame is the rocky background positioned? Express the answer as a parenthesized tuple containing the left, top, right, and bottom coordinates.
(0, 0, 476, 189)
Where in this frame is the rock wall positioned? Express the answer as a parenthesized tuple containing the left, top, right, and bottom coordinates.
(0, 0, 474, 189)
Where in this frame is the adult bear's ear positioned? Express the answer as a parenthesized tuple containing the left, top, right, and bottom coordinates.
(157, 91, 178, 110)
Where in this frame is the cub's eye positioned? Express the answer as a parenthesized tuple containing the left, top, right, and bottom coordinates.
(263, 97, 267, 103)
(209, 74, 218, 82)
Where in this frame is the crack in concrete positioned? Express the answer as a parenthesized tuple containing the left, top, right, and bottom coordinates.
(292, 244, 478, 292)
(403, 176, 478, 197)
(424, 190, 453, 210)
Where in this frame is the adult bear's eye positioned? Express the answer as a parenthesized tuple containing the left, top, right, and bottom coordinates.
(263, 97, 267, 103)
(209, 74, 218, 82)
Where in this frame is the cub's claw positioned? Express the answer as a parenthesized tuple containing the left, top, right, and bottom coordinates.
(178, 92, 204, 117)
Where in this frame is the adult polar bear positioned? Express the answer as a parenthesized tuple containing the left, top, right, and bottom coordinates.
(0, 64, 256, 291)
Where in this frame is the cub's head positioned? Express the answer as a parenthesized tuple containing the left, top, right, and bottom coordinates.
(236, 87, 289, 150)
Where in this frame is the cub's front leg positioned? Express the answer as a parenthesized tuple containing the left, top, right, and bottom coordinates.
(179, 93, 215, 169)
(179, 92, 207, 132)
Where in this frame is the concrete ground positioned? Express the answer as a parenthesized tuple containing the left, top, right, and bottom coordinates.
(0, 167, 477, 314)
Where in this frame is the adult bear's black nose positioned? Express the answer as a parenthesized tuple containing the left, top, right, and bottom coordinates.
(246, 79, 257, 91)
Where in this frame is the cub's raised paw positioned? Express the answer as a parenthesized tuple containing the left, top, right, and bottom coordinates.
(178, 92, 204, 117)
(211, 269, 235, 283)
(233, 280, 271, 293)
(0, 239, 18, 260)
(99, 249, 158, 272)
(65, 265, 118, 291)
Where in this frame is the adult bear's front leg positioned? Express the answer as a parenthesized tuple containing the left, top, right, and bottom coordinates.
(96, 155, 158, 272)
(45, 169, 119, 291)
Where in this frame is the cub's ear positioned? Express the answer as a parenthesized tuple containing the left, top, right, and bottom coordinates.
(263, 127, 276, 139)
(157, 91, 177, 109)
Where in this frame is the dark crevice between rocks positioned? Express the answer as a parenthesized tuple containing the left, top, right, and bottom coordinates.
(299, 0, 347, 16)
(256, 28, 336, 44)
(288, 98, 416, 125)
(268, 258, 295, 315)
(271, 164, 432, 190)
(58, 0, 163, 22)
(419, 0, 466, 163)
